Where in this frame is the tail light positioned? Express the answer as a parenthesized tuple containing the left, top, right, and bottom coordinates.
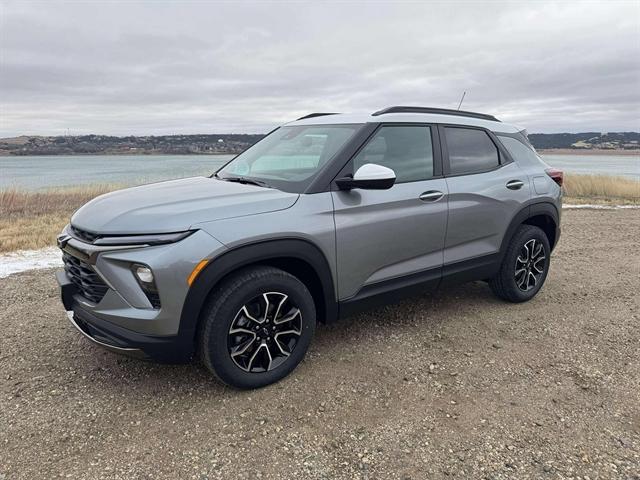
(545, 168, 563, 187)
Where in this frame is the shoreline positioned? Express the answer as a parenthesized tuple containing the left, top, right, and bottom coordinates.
(0, 152, 235, 157)
(538, 148, 639, 156)
(2, 149, 638, 157)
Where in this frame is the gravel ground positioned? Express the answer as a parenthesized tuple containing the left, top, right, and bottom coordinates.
(1, 209, 639, 479)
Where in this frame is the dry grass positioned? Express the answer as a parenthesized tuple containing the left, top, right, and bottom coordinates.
(0, 213, 72, 252)
(0, 174, 638, 253)
(563, 173, 639, 204)
(0, 185, 122, 217)
(0, 185, 121, 253)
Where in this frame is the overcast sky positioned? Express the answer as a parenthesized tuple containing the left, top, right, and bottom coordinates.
(1, 0, 639, 136)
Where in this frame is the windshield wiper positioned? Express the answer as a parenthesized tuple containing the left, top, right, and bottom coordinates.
(218, 175, 271, 188)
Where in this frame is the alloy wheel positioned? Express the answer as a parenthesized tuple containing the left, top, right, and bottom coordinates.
(514, 238, 546, 291)
(227, 292, 303, 373)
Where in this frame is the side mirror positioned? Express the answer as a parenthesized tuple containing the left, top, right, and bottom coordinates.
(336, 163, 396, 190)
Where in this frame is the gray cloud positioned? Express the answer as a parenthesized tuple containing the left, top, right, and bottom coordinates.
(1, 0, 638, 135)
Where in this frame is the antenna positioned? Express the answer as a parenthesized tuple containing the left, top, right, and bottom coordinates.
(457, 91, 466, 110)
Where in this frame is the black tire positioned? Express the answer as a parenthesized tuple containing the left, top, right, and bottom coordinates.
(198, 266, 316, 389)
(489, 225, 551, 303)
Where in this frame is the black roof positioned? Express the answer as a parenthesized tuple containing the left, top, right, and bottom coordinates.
(371, 106, 500, 122)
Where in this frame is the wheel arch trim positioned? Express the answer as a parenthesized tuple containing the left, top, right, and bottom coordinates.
(178, 238, 338, 344)
(500, 201, 559, 262)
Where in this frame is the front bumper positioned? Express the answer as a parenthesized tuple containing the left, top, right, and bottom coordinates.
(57, 226, 226, 336)
(57, 270, 193, 362)
(66, 310, 146, 359)
(55, 226, 227, 362)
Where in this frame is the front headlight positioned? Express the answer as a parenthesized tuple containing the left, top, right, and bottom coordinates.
(92, 230, 194, 246)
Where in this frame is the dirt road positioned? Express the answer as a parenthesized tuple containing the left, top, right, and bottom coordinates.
(1, 209, 639, 479)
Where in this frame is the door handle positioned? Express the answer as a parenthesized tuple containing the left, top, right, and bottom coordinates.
(419, 190, 444, 202)
(506, 180, 524, 190)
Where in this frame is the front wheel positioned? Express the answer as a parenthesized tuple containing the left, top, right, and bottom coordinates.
(198, 266, 316, 389)
(489, 225, 551, 303)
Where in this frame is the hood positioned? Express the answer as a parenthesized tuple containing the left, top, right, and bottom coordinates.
(71, 176, 299, 234)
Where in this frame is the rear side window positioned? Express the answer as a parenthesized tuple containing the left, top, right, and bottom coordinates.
(498, 135, 544, 167)
(352, 125, 434, 183)
(444, 127, 499, 175)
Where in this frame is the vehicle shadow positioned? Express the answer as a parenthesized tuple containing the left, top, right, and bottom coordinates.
(317, 279, 495, 338)
(82, 280, 496, 394)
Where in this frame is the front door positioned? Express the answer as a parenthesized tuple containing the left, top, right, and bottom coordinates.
(332, 124, 448, 300)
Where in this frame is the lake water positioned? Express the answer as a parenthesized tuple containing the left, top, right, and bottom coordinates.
(0, 154, 234, 190)
(0, 153, 638, 190)
(541, 154, 639, 179)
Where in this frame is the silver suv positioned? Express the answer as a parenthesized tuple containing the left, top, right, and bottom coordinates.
(56, 106, 562, 389)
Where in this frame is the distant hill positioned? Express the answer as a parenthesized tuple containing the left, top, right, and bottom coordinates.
(0, 134, 265, 156)
(528, 132, 639, 150)
(1, 131, 638, 156)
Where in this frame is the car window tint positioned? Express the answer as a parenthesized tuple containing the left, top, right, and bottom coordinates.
(353, 126, 434, 183)
(498, 135, 546, 167)
(445, 127, 499, 175)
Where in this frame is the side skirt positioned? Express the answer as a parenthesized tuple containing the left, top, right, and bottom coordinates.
(439, 253, 500, 288)
(337, 253, 500, 319)
(338, 267, 441, 319)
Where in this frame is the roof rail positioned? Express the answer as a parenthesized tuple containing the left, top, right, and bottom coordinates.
(371, 106, 500, 122)
(296, 112, 339, 121)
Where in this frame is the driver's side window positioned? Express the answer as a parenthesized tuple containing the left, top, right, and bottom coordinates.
(353, 125, 434, 183)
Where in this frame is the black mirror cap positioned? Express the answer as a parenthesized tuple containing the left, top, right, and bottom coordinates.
(335, 176, 395, 190)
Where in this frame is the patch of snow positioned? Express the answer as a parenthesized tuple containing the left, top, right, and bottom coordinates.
(563, 204, 640, 210)
(0, 247, 63, 278)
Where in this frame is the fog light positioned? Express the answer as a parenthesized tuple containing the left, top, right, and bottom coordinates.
(134, 265, 154, 284)
(131, 264, 161, 309)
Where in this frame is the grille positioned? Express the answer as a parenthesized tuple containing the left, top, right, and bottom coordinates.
(69, 225, 100, 244)
(63, 252, 108, 304)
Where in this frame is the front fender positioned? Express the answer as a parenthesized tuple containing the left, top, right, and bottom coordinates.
(178, 238, 338, 345)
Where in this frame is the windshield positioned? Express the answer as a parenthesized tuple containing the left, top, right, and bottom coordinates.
(216, 124, 362, 193)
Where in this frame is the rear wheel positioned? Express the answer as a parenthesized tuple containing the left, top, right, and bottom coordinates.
(198, 266, 316, 389)
(489, 225, 550, 303)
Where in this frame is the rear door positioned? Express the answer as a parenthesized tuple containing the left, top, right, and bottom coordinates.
(440, 125, 531, 266)
(332, 124, 448, 300)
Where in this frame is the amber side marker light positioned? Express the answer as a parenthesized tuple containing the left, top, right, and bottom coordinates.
(187, 259, 209, 286)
